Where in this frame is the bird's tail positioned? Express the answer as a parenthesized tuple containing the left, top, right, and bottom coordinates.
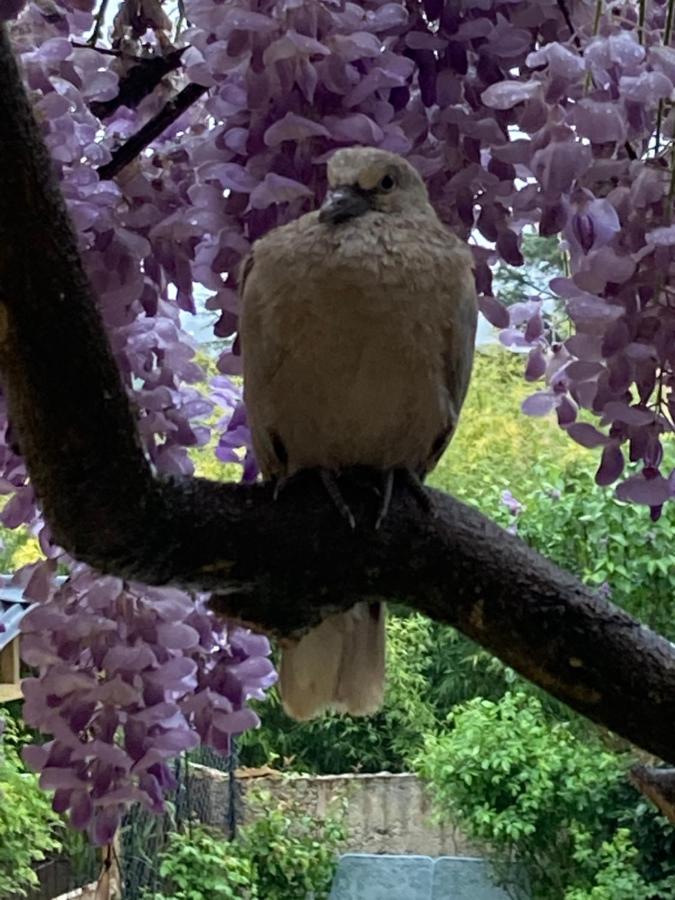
(278, 601, 386, 721)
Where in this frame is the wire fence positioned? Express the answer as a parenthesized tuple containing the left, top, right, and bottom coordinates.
(19, 742, 237, 900)
(121, 742, 238, 900)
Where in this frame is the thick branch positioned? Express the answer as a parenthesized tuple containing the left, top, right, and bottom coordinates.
(3, 25, 675, 768)
(631, 767, 675, 823)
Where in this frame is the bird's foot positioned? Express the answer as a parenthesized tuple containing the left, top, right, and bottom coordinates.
(272, 472, 295, 501)
(318, 468, 356, 530)
(400, 468, 436, 518)
(373, 468, 435, 529)
(374, 469, 394, 531)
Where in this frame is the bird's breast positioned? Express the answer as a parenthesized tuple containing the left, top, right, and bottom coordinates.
(259, 273, 449, 473)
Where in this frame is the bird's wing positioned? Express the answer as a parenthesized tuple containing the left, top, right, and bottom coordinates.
(423, 250, 478, 477)
(238, 248, 290, 479)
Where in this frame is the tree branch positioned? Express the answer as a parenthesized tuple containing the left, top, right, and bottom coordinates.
(89, 47, 187, 120)
(97, 81, 207, 180)
(4, 24, 675, 769)
(631, 767, 675, 823)
(88, 0, 111, 46)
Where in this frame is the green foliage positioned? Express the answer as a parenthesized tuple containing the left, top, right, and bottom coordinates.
(149, 787, 345, 900)
(493, 233, 564, 306)
(515, 463, 675, 639)
(415, 692, 675, 900)
(422, 622, 512, 716)
(0, 520, 40, 572)
(428, 349, 585, 519)
(238, 788, 345, 899)
(564, 827, 675, 900)
(151, 825, 258, 900)
(0, 712, 63, 898)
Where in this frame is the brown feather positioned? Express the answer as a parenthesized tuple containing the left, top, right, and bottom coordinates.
(238, 148, 477, 720)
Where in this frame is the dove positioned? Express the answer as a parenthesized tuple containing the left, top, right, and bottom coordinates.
(239, 146, 477, 720)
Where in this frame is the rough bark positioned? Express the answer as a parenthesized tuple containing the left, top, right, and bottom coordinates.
(2, 25, 675, 768)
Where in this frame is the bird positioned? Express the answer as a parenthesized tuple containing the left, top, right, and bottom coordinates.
(238, 146, 478, 721)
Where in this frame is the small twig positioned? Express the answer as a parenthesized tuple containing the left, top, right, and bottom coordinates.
(88, 0, 111, 46)
(71, 41, 123, 58)
(97, 81, 207, 179)
(556, 0, 581, 48)
(655, 0, 675, 157)
(90, 46, 187, 120)
(175, 0, 187, 39)
(583, 0, 605, 93)
(638, 0, 647, 44)
(655, 101, 664, 156)
(667, 143, 675, 224)
(666, 0, 675, 44)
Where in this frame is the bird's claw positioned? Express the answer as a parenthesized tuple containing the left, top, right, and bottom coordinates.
(318, 468, 356, 530)
(399, 468, 436, 518)
(374, 469, 394, 530)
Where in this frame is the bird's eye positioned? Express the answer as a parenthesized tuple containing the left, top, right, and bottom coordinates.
(379, 174, 396, 192)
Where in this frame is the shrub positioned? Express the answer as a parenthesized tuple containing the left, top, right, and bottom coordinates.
(150, 786, 345, 900)
(151, 825, 258, 900)
(415, 692, 675, 900)
(0, 712, 63, 898)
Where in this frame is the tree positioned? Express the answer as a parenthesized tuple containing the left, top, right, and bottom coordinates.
(0, 0, 674, 847)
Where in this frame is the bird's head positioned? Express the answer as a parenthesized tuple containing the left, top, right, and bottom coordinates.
(319, 147, 429, 226)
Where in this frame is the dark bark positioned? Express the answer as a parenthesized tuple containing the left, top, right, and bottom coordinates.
(89, 47, 187, 120)
(631, 767, 675, 824)
(97, 82, 208, 180)
(2, 24, 675, 771)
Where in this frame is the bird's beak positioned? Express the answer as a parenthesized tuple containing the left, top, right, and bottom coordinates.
(318, 186, 372, 225)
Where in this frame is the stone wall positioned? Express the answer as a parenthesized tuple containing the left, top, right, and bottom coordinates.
(189, 766, 477, 857)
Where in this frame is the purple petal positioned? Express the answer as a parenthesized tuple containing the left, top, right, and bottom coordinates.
(602, 402, 654, 426)
(522, 391, 557, 416)
(70, 790, 94, 830)
(264, 113, 330, 146)
(324, 113, 384, 144)
(556, 396, 578, 426)
(616, 474, 673, 506)
(646, 225, 675, 246)
(481, 80, 540, 110)
(249, 174, 313, 209)
(566, 423, 609, 449)
(531, 141, 592, 195)
(478, 296, 509, 328)
(0, 0, 26, 19)
(596, 444, 624, 486)
(92, 807, 121, 846)
(569, 99, 626, 144)
(156, 623, 200, 650)
(525, 348, 547, 381)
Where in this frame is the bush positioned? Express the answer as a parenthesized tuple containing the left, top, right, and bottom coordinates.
(150, 786, 345, 900)
(239, 787, 345, 899)
(515, 464, 675, 640)
(151, 826, 258, 900)
(414, 692, 675, 900)
(0, 712, 63, 898)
